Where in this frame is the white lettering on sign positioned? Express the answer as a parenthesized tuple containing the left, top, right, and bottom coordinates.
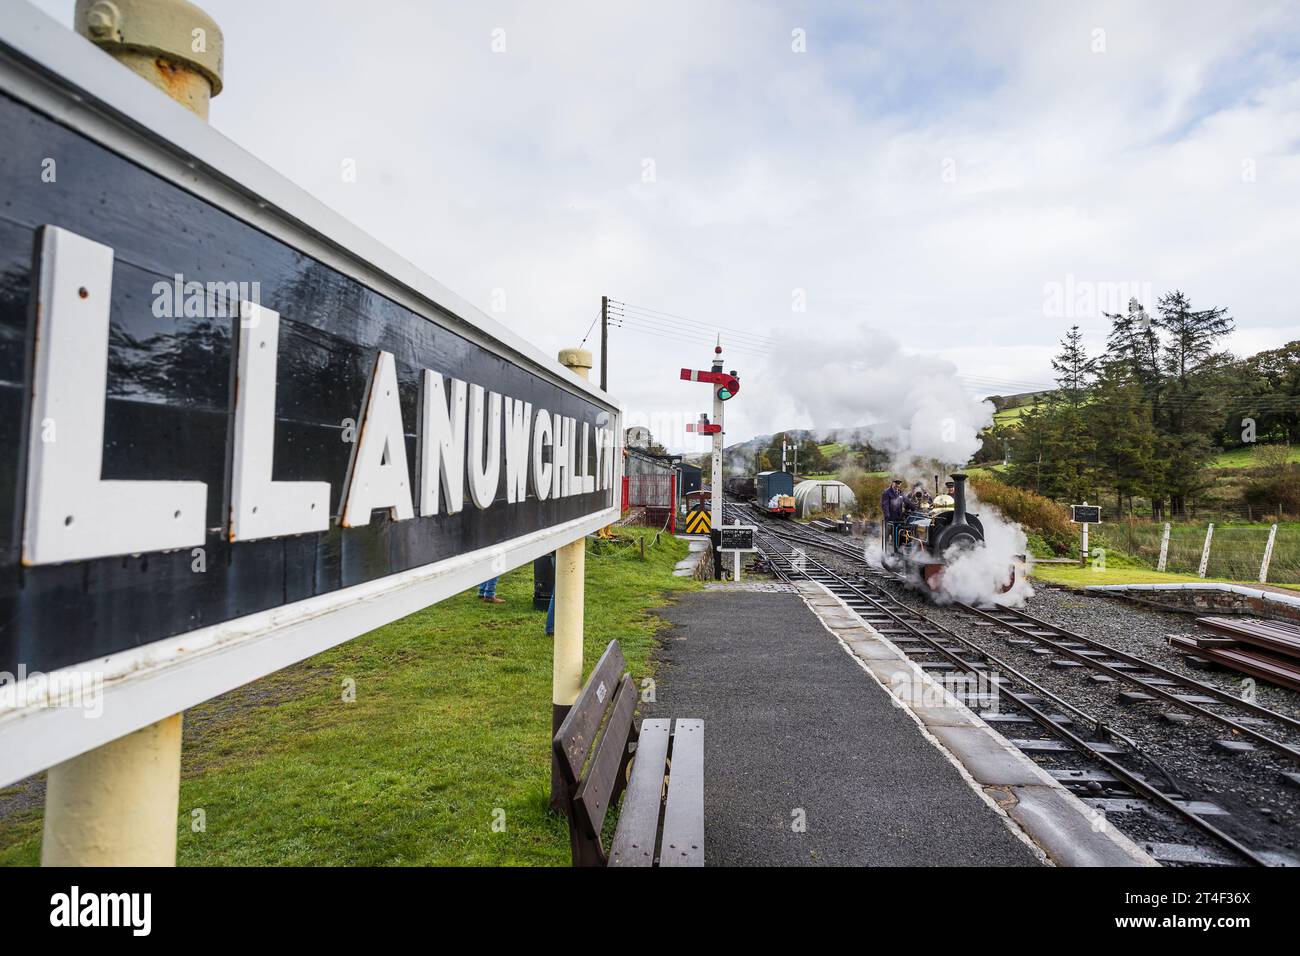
(340, 351, 415, 526)
(23, 227, 208, 564)
(503, 396, 533, 504)
(531, 409, 553, 501)
(417, 370, 468, 516)
(229, 302, 331, 541)
(21, 226, 612, 564)
(596, 681, 608, 704)
(580, 422, 595, 494)
(467, 384, 503, 509)
(553, 413, 573, 499)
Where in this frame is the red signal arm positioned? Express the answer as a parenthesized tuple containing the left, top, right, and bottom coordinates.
(679, 368, 740, 398)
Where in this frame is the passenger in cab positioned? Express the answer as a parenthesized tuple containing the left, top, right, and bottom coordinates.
(906, 481, 931, 511)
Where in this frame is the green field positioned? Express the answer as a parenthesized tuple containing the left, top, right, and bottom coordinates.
(0, 528, 698, 867)
(992, 404, 1038, 427)
(1085, 521, 1300, 585)
(1032, 563, 1300, 592)
(1210, 445, 1300, 468)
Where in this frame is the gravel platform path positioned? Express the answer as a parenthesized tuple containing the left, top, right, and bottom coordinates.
(648, 588, 1040, 866)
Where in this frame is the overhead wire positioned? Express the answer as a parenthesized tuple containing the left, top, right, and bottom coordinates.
(608, 299, 780, 350)
(609, 317, 776, 360)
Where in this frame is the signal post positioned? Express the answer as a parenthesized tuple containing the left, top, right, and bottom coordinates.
(681, 346, 739, 580)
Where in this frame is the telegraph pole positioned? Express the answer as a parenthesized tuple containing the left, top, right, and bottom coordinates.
(599, 295, 609, 392)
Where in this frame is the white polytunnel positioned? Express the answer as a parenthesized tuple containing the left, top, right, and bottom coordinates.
(792, 479, 857, 518)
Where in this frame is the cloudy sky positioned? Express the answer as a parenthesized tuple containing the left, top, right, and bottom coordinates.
(30, 0, 1300, 451)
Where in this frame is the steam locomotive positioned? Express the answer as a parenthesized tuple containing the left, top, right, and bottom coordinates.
(881, 473, 1015, 593)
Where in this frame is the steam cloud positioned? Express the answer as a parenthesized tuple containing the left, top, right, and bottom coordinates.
(752, 323, 1032, 606)
(749, 324, 994, 469)
(933, 492, 1035, 608)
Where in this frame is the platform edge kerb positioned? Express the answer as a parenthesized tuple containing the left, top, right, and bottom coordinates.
(792, 581, 1158, 868)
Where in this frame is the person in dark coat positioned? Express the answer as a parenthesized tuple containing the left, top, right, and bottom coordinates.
(881, 478, 906, 522)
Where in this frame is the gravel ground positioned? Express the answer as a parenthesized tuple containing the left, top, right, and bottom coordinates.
(1007, 586, 1300, 721)
(745, 516, 1300, 866)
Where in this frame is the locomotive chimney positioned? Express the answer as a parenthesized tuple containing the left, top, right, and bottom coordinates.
(950, 473, 969, 526)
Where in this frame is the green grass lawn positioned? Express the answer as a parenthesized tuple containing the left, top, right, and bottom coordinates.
(1032, 563, 1300, 592)
(1210, 445, 1300, 468)
(0, 528, 699, 867)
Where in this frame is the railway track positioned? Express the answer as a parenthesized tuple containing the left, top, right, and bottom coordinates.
(726, 500, 1293, 866)
(957, 603, 1300, 765)
(742, 503, 1300, 768)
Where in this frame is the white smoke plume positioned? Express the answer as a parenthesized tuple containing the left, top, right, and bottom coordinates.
(932, 495, 1035, 608)
(748, 325, 994, 468)
(747, 324, 1034, 606)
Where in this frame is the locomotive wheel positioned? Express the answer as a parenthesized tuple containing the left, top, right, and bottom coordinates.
(922, 564, 945, 590)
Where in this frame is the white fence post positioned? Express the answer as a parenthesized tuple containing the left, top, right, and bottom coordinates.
(1260, 523, 1278, 584)
(1198, 522, 1215, 578)
(1157, 522, 1171, 572)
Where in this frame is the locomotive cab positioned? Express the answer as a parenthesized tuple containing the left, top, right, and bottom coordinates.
(883, 473, 1014, 593)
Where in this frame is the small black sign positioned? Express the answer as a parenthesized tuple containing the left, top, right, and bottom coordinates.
(1071, 505, 1102, 524)
(718, 526, 756, 551)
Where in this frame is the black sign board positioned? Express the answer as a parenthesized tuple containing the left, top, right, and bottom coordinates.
(718, 525, 756, 552)
(1071, 505, 1102, 524)
(0, 13, 620, 783)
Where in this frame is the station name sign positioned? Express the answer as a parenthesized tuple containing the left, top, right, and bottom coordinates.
(0, 17, 620, 781)
(25, 226, 617, 565)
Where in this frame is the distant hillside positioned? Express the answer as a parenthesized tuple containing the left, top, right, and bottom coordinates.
(987, 390, 1054, 429)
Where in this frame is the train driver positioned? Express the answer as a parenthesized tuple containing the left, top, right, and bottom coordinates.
(930, 479, 957, 512)
(881, 478, 906, 522)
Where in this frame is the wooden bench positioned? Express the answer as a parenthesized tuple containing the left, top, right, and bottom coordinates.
(552, 640, 704, 866)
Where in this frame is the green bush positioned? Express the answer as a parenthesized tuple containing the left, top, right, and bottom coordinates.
(849, 474, 891, 519)
(1242, 462, 1300, 517)
(969, 477, 1074, 555)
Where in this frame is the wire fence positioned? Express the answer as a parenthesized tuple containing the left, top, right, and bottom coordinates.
(1092, 521, 1300, 585)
